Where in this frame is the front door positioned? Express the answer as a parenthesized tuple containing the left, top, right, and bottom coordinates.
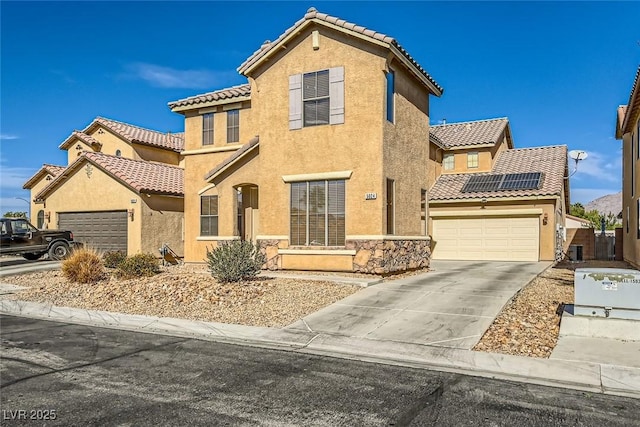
(238, 186, 259, 243)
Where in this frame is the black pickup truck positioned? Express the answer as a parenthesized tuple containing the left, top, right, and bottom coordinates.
(0, 217, 77, 260)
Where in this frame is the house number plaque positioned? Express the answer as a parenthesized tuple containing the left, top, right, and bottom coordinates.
(365, 192, 377, 200)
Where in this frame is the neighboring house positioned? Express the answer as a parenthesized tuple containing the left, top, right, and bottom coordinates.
(428, 117, 569, 262)
(169, 7, 443, 273)
(23, 117, 185, 255)
(616, 65, 640, 268)
(565, 214, 592, 229)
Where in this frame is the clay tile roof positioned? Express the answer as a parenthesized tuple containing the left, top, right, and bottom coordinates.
(429, 118, 509, 149)
(22, 164, 66, 190)
(35, 153, 184, 200)
(94, 117, 184, 152)
(168, 83, 251, 110)
(430, 145, 567, 201)
(621, 65, 640, 135)
(237, 7, 442, 95)
(205, 136, 260, 181)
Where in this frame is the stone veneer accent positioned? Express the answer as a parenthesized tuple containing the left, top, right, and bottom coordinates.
(257, 239, 284, 270)
(347, 239, 431, 274)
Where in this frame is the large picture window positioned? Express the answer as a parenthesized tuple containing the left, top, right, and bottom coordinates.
(200, 195, 218, 236)
(290, 180, 345, 246)
(203, 113, 214, 146)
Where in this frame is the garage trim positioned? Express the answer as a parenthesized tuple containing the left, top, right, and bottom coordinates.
(430, 208, 543, 218)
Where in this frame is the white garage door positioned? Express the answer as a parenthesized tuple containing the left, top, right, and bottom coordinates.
(432, 216, 539, 261)
(58, 211, 128, 253)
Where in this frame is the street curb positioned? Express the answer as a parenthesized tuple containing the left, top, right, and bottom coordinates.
(2, 299, 639, 399)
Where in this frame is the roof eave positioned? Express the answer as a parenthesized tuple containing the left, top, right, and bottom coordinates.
(169, 94, 252, 113)
(388, 44, 442, 96)
(205, 142, 259, 182)
(429, 194, 562, 204)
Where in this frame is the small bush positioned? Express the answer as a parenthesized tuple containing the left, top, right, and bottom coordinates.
(206, 240, 265, 283)
(62, 247, 105, 283)
(116, 253, 160, 278)
(103, 251, 127, 268)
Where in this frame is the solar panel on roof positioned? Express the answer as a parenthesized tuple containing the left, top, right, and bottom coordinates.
(499, 172, 542, 190)
(461, 174, 504, 193)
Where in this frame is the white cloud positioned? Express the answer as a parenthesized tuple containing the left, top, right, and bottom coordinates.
(0, 134, 19, 140)
(124, 62, 234, 89)
(0, 163, 35, 190)
(570, 150, 621, 183)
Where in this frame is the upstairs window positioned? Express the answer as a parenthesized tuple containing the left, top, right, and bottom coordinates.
(467, 152, 479, 169)
(386, 70, 395, 123)
(200, 195, 218, 236)
(443, 153, 454, 170)
(289, 67, 344, 129)
(227, 110, 239, 143)
(203, 113, 214, 146)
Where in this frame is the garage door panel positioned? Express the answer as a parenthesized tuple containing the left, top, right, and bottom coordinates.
(433, 216, 539, 262)
(58, 211, 127, 253)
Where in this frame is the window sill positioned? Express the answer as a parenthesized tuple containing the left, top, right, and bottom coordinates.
(196, 236, 240, 241)
(279, 248, 356, 256)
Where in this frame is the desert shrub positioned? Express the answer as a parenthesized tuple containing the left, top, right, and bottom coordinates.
(103, 251, 127, 268)
(206, 240, 265, 283)
(116, 253, 160, 278)
(61, 247, 105, 283)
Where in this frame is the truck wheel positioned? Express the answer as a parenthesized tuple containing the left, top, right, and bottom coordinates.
(22, 252, 44, 261)
(48, 242, 70, 260)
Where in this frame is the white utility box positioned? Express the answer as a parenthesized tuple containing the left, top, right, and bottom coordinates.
(574, 268, 640, 320)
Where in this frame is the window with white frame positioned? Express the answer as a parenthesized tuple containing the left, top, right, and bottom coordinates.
(227, 110, 239, 143)
(443, 153, 454, 170)
(203, 113, 214, 146)
(467, 152, 479, 169)
(290, 180, 345, 246)
(289, 67, 344, 129)
(200, 195, 218, 236)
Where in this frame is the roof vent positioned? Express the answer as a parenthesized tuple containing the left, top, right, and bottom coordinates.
(307, 7, 317, 13)
(261, 40, 271, 48)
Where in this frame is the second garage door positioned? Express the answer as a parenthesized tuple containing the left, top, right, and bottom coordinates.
(432, 216, 539, 262)
(58, 211, 128, 253)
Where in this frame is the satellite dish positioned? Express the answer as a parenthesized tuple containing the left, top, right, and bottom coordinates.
(569, 150, 588, 161)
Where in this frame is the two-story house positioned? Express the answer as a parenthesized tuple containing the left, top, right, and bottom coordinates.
(427, 118, 569, 262)
(616, 65, 640, 267)
(169, 7, 443, 273)
(23, 117, 185, 255)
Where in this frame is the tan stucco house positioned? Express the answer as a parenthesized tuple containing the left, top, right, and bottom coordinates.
(616, 65, 640, 268)
(23, 117, 185, 255)
(168, 8, 569, 271)
(427, 118, 569, 262)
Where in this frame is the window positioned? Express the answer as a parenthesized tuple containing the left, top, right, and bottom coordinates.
(637, 198, 640, 239)
(290, 180, 345, 246)
(200, 196, 218, 236)
(13, 220, 35, 234)
(386, 178, 395, 235)
(227, 110, 239, 143)
(467, 152, 479, 169)
(202, 113, 214, 146)
(443, 153, 454, 170)
(386, 70, 395, 123)
(37, 210, 45, 229)
(115, 149, 121, 157)
(627, 206, 630, 234)
(289, 67, 344, 129)
(303, 70, 330, 127)
(421, 189, 427, 235)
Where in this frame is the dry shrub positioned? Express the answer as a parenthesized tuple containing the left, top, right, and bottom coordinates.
(62, 247, 105, 283)
(103, 251, 127, 268)
(116, 253, 160, 279)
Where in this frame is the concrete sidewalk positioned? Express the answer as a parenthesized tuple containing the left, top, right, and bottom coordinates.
(2, 298, 639, 398)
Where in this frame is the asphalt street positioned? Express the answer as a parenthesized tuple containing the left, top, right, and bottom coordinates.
(1, 315, 639, 426)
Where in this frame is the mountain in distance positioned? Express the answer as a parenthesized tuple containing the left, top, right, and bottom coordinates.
(585, 191, 622, 216)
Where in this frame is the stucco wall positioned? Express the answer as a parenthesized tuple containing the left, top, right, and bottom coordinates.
(183, 101, 257, 151)
(621, 120, 640, 267)
(442, 137, 507, 175)
(65, 126, 133, 164)
(42, 164, 142, 254)
(429, 199, 559, 261)
(564, 227, 595, 260)
(29, 175, 53, 226)
(382, 58, 431, 237)
(140, 195, 184, 256)
(132, 144, 181, 165)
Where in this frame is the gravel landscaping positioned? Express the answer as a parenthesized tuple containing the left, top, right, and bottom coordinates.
(474, 260, 632, 358)
(3, 265, 360, 328)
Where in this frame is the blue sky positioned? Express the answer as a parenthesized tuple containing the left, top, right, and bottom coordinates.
(1, 1, 639, 215)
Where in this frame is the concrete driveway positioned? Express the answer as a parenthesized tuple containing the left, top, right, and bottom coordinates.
(288, 260, 551, 349)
